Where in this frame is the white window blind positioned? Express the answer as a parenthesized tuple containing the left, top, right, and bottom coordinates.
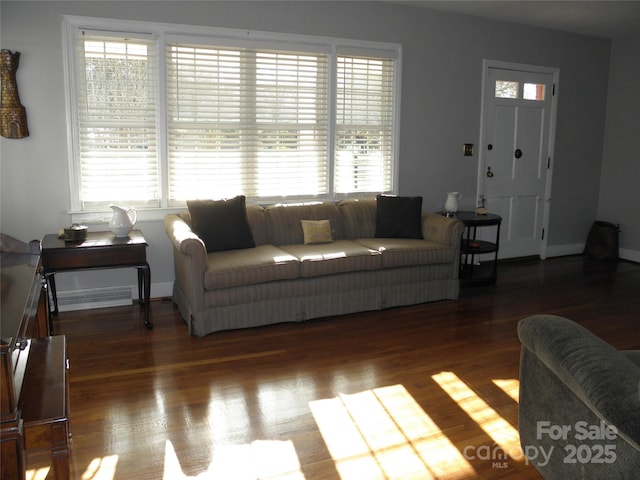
(167, 43, 329, 205)
(64, 17, 400, 214)
(74, 32, 159, 210)
(335, 55, 395, 195)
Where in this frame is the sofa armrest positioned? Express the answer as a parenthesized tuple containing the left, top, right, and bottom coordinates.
(164, 213, 206, 257)
(518, 315, 640, 450)
(164, 213, 207, 312)
(421, 212, 464, 248)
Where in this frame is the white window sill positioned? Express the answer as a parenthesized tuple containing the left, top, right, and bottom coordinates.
(69, 207, 186, 225)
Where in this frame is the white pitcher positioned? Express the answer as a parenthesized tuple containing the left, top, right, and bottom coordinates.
(109, 204, 137, 237)
(444, 192, 461, 215)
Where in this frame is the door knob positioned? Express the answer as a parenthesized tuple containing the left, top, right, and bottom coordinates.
(514, 148, 523, 159)
(486, 166, 494, 178)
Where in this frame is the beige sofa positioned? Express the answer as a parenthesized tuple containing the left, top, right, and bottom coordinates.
(164, 198, 464, 336)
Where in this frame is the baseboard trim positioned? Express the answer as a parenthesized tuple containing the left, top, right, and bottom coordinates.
(545, 243, 584, 258)
(620, 248, 640, 263)
(151, 281, 174, 299)
(545, 244, 639, 263)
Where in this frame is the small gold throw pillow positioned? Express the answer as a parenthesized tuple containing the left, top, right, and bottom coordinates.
(301, 220, 333, 244)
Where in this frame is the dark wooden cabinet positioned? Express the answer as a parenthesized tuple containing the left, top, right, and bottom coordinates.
(20, 336, 70, 479)
(1, 239, 70, 480)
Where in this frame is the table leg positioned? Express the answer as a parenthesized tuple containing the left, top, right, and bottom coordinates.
(137, 267, 143, 304)
(46, 272, 59, 315)
(137, 264, 152, 330)
(51, 421, 71, 480)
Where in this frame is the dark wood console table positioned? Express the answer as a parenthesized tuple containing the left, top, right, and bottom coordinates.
(41, 230, 152, 329)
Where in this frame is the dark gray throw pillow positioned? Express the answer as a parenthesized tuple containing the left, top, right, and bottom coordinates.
(187, 195, 255, 252)
(375, 194, 423, 239)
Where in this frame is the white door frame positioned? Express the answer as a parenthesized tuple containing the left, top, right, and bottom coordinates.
(476, 59, 560, 259)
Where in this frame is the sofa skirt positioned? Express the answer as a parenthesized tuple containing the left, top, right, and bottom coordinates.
(174, 264, 459, 337)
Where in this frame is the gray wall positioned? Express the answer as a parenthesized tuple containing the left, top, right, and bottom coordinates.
(599, 35, 640, 262)
(1, 1, 625, 297)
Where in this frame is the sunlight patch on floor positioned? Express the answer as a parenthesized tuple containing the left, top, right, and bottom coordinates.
(310, 384, 476, 479)
(433, 372, 523, 461)
(492, 378, 520, 403)
(80, 455, 119, 480)
(25, 467, 50, 480)
(163, 438, 305, 479)
(28, 455, 119, 480)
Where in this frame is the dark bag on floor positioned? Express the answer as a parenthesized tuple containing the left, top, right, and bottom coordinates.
(583, 221, 620, 261)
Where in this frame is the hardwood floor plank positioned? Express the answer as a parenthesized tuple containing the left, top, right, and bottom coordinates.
(28, 256, 640, 479)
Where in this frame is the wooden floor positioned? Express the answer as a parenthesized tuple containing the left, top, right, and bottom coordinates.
(28, 256, 640, 480)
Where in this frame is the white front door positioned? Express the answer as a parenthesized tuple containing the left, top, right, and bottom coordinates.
(478, 61, 558, 259)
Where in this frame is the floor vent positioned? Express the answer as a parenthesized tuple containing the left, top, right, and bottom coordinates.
(57, 287, 133, 312)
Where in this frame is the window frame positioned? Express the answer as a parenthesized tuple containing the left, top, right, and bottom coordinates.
(63, 15, 402, 222)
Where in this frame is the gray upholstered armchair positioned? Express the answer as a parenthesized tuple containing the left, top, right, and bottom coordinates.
(518, 315, 640, 478)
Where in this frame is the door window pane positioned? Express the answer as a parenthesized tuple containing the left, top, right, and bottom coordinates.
(523, 83, 545, 101)
(495, 81, 518, 99)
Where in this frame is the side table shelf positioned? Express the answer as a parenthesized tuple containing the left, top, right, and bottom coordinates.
(454, 211, 502, 285)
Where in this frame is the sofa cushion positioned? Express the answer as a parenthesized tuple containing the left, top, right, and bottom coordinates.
(279, 240, 381, 278)
(246, 204, 268, 246)
(180, 203, 268, 246)
(204, 245, 299, 290)
(375, 195, 423, 239)
(187, 196, 256, 252)
(338, 198, 377, 239)
(301, 220, 334, 244)
(355, 238, 455, 268)
(265, 202, 343, 245)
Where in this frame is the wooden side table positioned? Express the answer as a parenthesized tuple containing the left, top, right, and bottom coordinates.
(455, 211, 502, 285)
(41, 230, 152, 329)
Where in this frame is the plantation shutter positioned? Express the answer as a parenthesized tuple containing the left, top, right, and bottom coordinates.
(166, 43, 329, 205)
(75, 32, 159, 210)
(335, 53, 396, 195)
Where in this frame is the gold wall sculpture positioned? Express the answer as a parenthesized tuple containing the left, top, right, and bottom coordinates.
(1, 49, 29, 139)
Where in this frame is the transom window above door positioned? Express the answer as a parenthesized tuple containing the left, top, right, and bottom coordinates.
(495, 80, 546, 101)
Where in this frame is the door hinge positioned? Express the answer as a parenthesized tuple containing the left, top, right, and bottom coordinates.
(552, 84, 556, 96)
(547, 157, 551, 169)
(541, 228, 545, 240)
